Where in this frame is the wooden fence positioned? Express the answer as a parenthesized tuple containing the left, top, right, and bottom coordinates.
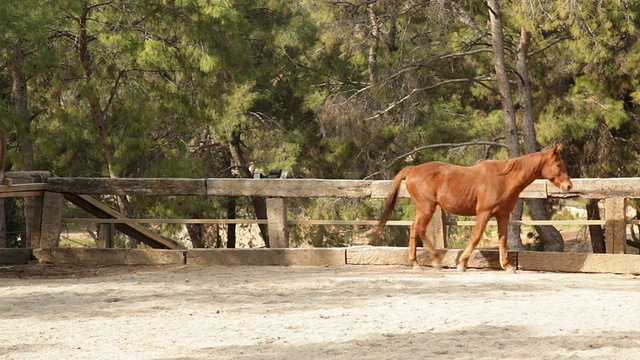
(2, 173, 639, 254)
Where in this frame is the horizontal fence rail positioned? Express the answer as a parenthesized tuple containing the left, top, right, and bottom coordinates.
(62, 218, 608, 226)
(42, 177, 640, 198)
(1, 172, 637, 254)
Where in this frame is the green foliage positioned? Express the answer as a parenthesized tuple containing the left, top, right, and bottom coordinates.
(4, 0, 640, 247)
(538, 76, 630, 142)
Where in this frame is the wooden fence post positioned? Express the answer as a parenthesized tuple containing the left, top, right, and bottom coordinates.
(427, 205, 448, 248)
(98, 223, 114, 248)
(39, 191, 64, 248)
(27, 196, 43, 247)
(604, 197, 626, 254)
(266, 197, 289, 248)
(0, 199, 5, 248)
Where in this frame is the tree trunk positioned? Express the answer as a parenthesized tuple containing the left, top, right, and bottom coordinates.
(187, 223, 204, 248)
(0, 201, 5, 248)
(516, 27, 564, 252)
(214, 224, 222, 248)
(9, 36, 38, 248)
(250, 197, 270, 247)
(386, 9, 398, 52)
(367, 3, 379, 85)
(78, 3, 137, 248)
(0, 198, 4, 248)
(517, 28, 536, 154)
(587, 199, 606, 253)
(10, 39, 33, 171)
(488, 0, 523, 250)
(0, 133, 5, 248)
(78, 5, 116, 177)
(0, 132, 5, 181)
(226, 197, 237, 248)
(508, 200, 524, 250)
(114, 195, 137, 248)
(228, 129, 270, 247)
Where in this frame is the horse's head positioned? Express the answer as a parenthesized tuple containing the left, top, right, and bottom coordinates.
(542, 145, 573, 191)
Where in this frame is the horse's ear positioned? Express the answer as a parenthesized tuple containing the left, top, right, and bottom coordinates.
(553, 144, 563, 154)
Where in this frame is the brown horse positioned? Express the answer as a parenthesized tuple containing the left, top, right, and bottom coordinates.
(377, 145, 573, 272)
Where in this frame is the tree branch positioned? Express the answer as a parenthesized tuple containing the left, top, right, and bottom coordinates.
(102, 70, 125, 118)
(529, 35, 572, 57)
(364, 141, 507, 180)
(382, 48, 493, 85)
(285, 52, 367, 88)
(365, 77, 493, 121)
(449, 0, 490, 44)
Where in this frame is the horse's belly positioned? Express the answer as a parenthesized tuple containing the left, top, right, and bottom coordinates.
(441, 204, 477, 216)
(437, 191, 478, 216)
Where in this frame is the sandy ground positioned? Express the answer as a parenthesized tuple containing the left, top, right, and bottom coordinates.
(2, 264, 640, 360)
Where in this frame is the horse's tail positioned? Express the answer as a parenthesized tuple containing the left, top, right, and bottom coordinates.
(377, 166, 413, 233)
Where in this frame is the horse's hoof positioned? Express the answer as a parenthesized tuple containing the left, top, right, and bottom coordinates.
(456, 264, 467, 272)
(412, 265, 423, 272)
(504, 267, 516, 274)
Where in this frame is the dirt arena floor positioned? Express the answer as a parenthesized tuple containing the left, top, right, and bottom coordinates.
(2, 263, 640, 360)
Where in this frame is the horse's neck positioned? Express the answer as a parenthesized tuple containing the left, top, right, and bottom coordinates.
(503, 152, 544, 191)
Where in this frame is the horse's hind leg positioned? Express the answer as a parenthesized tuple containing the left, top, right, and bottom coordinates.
(408, 214, 422, 269)
(409, 205, 441, 270)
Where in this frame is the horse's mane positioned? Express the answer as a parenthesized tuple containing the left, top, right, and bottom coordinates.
(497, 158, 516, 176)
(497, 152, 544, 176)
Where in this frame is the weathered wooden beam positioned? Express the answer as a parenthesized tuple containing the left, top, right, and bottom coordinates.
(33, 248, 185, 265)
(0, 190, 44, 198)
(605, 197, 626, 254)
(547, 178, 640, 199)
(206, 179, 372, 197)
(27, 195, 43, 248)
(63, 193, 186, 250)
(40, 192, 64, 248)
(370, 179, 548, 199)
(18, 247, 640, 274)
(0, 183, 47, 197)
(427, 205, 447, 248)
(4, 171, 52, 184)
(522, 180, 548, 198)
(39, 176, 640, 199)
(186, 248, 346, 267)
(266, 197, 289, 248)
(518, 251, 640, 273)
(97, 224, 114, 248)
(47, 177, 207, 195)
(0, 200, 4, 247)
(346, 247, 517, 269)
(370, 180, 410, 199)
(0, 248, 32, 265)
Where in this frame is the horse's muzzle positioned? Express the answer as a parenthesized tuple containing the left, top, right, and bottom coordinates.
(561, 182, 573, 192)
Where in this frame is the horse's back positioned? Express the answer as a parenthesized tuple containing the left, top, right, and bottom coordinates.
(404, 161, 485, 215)
(407, 161, 485, 182)
(404, 161, 456, 185)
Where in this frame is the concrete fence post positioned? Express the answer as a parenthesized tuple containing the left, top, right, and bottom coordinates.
(604, 197, 626, 254)
(266, 197, 289, 248)
(427, 205, 448, 248)
(98, 223, 114, 248)
(39, 191, 64, 248)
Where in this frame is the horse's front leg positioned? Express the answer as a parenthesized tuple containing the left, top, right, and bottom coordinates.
(496, 214, 515, 273)
(458, 212, 491, 272)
